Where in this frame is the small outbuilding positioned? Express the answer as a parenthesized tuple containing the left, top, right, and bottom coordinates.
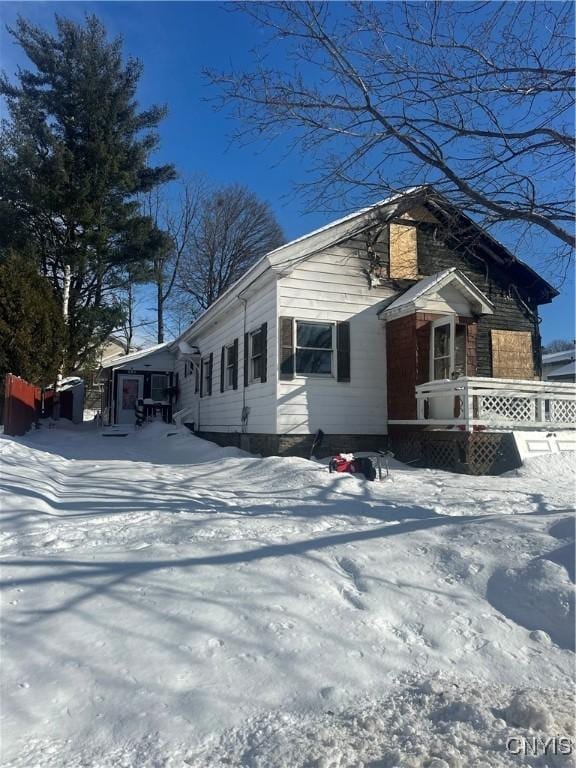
(98, 343, 176, 425)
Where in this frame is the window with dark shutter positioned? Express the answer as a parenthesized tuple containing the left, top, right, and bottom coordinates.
(221, 342, 236, 390)
(201, 354, 212, 396)
(260, 322, 268, 383)
(279, 316, 295, 380)
(249, 328, 263, 381)
(337, 322, 351, 382)
(220, 347, 225, 393)
(244, 332, 249, 387)
(232, 338, 239, 390)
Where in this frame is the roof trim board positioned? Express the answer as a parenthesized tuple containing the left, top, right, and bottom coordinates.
(378, 268, 494, 320)
(169, 186, 556, 348)
(100, 342, 171, 369)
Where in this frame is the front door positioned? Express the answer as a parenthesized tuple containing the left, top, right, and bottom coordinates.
(429, 316, 467, 419)
(116, 374, 143, 424)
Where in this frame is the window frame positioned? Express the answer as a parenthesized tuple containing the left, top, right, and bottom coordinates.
(224, 343, 236, 390)
(294, 319, 335, 378)
(429, 316, 467, 381)
(249, 328, 264, 383)
(150, 373, 169, 403)
(202, 355, 212, 397)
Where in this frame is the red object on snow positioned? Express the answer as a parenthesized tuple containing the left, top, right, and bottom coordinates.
(329, 454, 357, 474)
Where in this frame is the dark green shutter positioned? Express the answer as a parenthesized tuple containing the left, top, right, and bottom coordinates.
(232, 338, 239, 390)
(220, 346, 225, 393)
(208, 353, 213, 396)
(260, 322, 268, 383)
(279, 317, 294, 380)
(337, 322, 351, 382)
(200, 358, 204, 398)
(244, 332, 249, 387)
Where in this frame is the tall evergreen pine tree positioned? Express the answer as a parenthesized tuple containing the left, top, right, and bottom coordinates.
(0, 14, 175, 372)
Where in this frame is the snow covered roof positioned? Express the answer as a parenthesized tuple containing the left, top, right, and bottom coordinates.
(265, 186, 425, 272)
(546, 360, 576, 378)
(99, 342, 171, 369)
(171, 187, 429, 346)
(171, 185, 555, 346)
(378, 268, 494, 319)
(542, 348, 575, 364)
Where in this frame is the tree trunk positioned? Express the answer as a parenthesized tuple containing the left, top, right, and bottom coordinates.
(126, 281, 134, 354)
(157, 280, 164, 344)
(57, 263, 72, 387)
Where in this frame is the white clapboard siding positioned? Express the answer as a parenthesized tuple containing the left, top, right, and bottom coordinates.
(277, 243, 396, 435)
(177, 276, 277, 433)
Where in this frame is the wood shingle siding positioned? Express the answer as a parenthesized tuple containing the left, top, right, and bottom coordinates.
(414, 224, 542, 377)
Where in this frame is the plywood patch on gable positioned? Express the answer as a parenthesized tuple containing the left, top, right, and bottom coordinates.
(401, 205, 440, 224)
(491, 329, 535, 379)
(390, 222, 418, 279)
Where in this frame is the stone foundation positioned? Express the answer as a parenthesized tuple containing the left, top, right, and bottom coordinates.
(194, 428, 521, 474)
(195, 431, 387, 458)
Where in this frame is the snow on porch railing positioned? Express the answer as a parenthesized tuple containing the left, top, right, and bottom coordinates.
(414, 376, 576, 430)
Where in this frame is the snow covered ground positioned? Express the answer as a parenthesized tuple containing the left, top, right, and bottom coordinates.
(0, 422, 574, 767)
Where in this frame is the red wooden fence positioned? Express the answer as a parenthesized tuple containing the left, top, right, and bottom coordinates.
(3, 374, 42, 436)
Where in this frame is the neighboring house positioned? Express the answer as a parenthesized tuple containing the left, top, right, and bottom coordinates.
(101, 186, 575, 473)
(99, 343, 175, 425)
(100, 335, 140, 365)
(542, 347, 576, 382)
(83, 335, 142, 411)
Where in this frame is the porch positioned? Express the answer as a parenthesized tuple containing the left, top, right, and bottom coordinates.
(402, 376, 576, 431)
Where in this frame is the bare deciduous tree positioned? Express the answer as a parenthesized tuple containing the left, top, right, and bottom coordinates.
(176, 184, 284, 316)
(207, 1, 575, 258)
(143, 180, 203, 343)
(543, 339, 575, 353)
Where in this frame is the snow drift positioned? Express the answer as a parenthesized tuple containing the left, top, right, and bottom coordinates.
(1, 423, 574, 767)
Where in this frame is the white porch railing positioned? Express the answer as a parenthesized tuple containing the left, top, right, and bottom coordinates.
(412, 377, 576, 430)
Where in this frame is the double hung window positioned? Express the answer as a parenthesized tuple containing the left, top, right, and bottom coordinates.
(295, 321, 333, 375)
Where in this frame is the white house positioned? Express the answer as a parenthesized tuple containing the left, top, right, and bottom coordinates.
(101, 187, 575, 473)
(542, 347, 576, 382)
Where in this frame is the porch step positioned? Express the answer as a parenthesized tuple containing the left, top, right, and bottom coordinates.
(101, 424, 136, 438)
(513, 430, 576, 461)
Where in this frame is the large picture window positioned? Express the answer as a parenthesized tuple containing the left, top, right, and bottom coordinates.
(295, 321, 333, 375)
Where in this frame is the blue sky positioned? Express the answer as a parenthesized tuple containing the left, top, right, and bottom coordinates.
(0, 1, 573, 345)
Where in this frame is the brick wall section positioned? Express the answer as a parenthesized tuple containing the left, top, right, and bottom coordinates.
(415, 312, 442, 384)
(389, 312, 480, 421)
(386, 315, 418, 420)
